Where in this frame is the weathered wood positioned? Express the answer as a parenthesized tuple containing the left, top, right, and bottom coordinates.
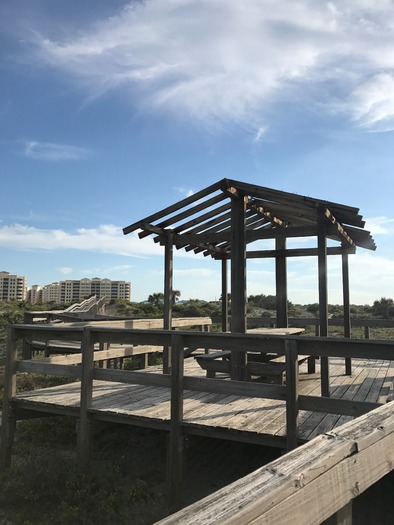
(93, 367, 171, 388)
(0, 327, 18, 469)
(275, 237, 288, 328)
(123, 179, 224, 235)
(299, 394, 380, 417)
(155, 402, 394, 525)
(168, 334, 185, 512)
(246, 246, 356, 259)
(163, 232, 174, 375)
(17, 360, 81, 378)
(285, 339, 299, 450)
(77, 328, 94, 468)
(221, 258, 229, 332)
(318, 207, 330, 398)
(342, 250, 352, 375)
(230, 193, 247, 380)
(183, 376, 286, 401)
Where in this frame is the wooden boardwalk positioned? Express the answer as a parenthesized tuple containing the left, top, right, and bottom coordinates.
(13, 356, 394, 446)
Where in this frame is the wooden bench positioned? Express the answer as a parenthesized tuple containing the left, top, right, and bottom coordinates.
(195, 352, 309, 384)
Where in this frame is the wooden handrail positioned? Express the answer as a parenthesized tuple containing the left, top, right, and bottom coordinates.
(2, 323, 394, 507)
(155, 402, 394, 525)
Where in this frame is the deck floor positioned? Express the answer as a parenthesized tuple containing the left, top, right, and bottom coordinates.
(13, 357, 394, 445)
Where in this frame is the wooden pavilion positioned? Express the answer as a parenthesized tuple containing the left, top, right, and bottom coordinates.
(123, 179, 376, 388)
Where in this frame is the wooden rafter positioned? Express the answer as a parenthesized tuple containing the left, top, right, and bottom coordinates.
(123, 178, 376, 255)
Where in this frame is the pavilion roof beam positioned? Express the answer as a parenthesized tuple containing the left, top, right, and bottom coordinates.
(153, 204, 231, 244)
(172, 224, 318, 248)
(171, 202, 231, 234)
(225, 178, 364, 226)
(181, 210, 265, 253)
(201, 217, 272, 255)
(123, 179, 225, 235)
(138, 192, 228, 239)
(324, 208, 355, 248)
(341, 225, 376, 250)
(246, 246, 357, 259)
(247, 199, 287, 228)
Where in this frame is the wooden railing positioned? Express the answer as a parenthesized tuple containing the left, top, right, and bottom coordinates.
(1, 324, 394, 515)
(156, 401, 394, 525)
(211, 316, 394, 338)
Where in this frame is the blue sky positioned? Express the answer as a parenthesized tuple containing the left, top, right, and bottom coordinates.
(1, 0, 394, 305)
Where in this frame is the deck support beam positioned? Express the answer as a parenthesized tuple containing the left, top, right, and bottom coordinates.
(168, 334, 185, 513)
(163, 233, 174, 374)
(0, 327, 18, 470)
(77, 328, 94, 469)
(318, 208, 330, 397)
(230, 194, 247, 380)
(285, 339, 299, 451)
(275, 237, 288, 328)
(221, 258, 229, 332)
(342, 250, 352, 375)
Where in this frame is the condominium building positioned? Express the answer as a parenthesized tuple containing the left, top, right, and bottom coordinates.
(41, 282, 61, 304)
(27, 285, 42, 305)
(58, 278, 131, 304)
(0, 271, 27, 302)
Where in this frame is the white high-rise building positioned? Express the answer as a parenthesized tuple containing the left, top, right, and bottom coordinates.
(0, 271, 27, 302)
(27, 277, 131, 305)
(27, 285, 42, 305)
(41, 282, 61, 304)
(58, 278, 131, 304)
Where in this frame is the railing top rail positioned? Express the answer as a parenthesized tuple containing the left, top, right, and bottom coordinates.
(155, 402, 394, 525)
(9, 323, 394, 360)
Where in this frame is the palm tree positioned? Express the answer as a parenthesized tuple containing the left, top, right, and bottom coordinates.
(147, 292, 164, 307)
(172, 290, 181, 304)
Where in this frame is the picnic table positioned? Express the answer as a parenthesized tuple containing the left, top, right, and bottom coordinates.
(195, 327, 306, 384)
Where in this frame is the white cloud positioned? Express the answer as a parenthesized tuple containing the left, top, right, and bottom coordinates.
(175, 187, 195, 198)
(348, 74, 394, 131)
(57, 266, 73, 274)
(24, 140, 91, 161)
(19, 1, 394, 134)
(175, 268, 216, 278)
(363, 216, 394, 235)
(0, 223, 163, 257)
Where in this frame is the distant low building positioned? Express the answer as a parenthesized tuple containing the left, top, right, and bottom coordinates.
(34, 277, 131, 304)
(0, 271, 27, 302)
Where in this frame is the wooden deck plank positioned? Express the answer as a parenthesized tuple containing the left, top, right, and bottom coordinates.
(10, 358, 394, 447)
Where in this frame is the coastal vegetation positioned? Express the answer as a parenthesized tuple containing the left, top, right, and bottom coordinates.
(1, 296, 394, 523)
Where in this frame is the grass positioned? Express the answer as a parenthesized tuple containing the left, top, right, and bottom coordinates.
(0, 422, 167, 525)
(1, 321, 394, 524)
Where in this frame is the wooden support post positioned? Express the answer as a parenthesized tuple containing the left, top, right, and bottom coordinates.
(221, 257, 229, 332)
(342, 250, 352, 375)
(168, 333, 185, 513)
(364, 325, 370, 340)
(230, 194, 247, 381)
(275, 237, 288, 328)
(285, 339, 299, 451)
(0, 327, 18, 470)
(77, 328, 94, 469)
(323, 501, 353, 525)
(163, 233, 174, 374)
(318, 208, 330, 397)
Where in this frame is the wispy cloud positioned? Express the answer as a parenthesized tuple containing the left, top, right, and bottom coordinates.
(175, 187, 194, 198)
(364, 216, 394, 235)
(57, 266, 73, 274)
(0, 223, 162, 257)
(18, 1, 394, 135)
(23, 140, 91, 161)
